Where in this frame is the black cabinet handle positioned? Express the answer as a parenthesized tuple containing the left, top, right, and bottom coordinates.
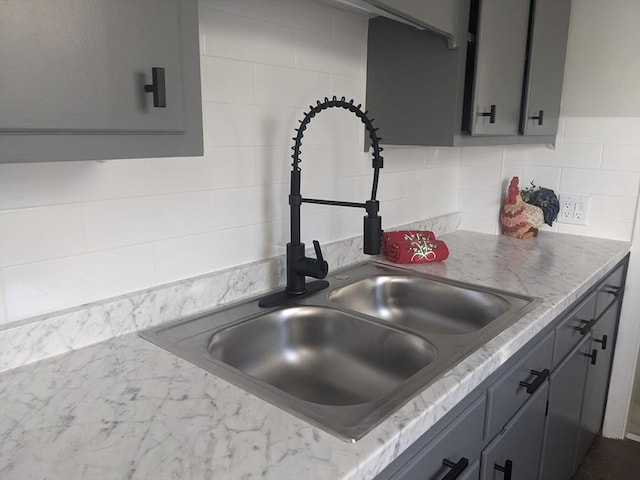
(573, 318, 595, 335)
(479, 104, 497, 123)
(144, 67, 166, 108)
(441, 457, 469, 480)
(519, 368, 550, 394)
(602, 286, 620, 297)
(494, 459, 513, 480)
(529, 109, 544, 125)
(585, 348, 598, 365)
(595, 334, 608, 350)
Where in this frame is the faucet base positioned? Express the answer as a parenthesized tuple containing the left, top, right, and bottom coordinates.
(258, 280, 329, 308)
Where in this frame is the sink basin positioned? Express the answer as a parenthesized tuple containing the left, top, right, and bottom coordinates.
(208, 306, 436, 406)
(329, 274, 526, 335)
(139, 261, 539, 442)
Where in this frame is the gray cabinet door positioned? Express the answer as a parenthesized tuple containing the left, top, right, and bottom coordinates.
(480, 381, 548, 480)
(521, 0, 571, 136)
(1, 0, 183, 133)
(460, 460, 480, 480)
(575, 303, 619, 468)
(539, 335, 591, 480)
(386, 396, 485, 480)
(471, 0, 530, 135)
(0, 0, 202, 162)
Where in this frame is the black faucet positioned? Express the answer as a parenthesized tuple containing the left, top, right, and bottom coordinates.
(259, 97, 384, 308)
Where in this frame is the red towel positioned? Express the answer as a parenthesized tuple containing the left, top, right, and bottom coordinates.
(382, 230, 449, 263)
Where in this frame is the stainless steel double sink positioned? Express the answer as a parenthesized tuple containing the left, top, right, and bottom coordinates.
(140, 262, 539, 442)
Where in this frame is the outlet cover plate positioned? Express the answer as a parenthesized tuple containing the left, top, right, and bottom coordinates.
(558, 194, 591, 225)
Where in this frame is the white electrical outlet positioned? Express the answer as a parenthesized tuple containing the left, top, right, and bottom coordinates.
(558, 194, 591, 225)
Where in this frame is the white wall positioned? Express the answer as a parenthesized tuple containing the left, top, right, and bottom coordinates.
(560, 0, 640, 117)
(0, 0, 460, 325)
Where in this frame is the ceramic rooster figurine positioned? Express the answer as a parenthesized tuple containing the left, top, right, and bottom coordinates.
(500, 177, 544, 239)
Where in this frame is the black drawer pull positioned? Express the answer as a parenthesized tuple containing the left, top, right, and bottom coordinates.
(594, 334, 608, 350)
(529, 109, 544, 125)
(573, 318, 595, 335)
(585, 348, 598, 365)
(602, 286, 620, 297)
(441, 457, 469, 480)
(519, 368, 550, 394)
(494, 459, 513, 480)
(479, 104, 496, 123)
(144, 67, 166, 108)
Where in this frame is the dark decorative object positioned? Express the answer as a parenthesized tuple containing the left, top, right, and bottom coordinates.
(520, 181, 560, 227)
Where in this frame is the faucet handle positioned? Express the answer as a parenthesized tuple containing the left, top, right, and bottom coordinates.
(304, 240, 328, 279)
(312, 240, 324, 263)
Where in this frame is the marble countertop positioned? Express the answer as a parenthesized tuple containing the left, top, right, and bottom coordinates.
(0, 230, 630, 480)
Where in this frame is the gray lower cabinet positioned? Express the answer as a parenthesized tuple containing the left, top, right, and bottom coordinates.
(539, 334, 592, 480)
(459, 461, 480, 480)
(574, 302, 619, 468)
(484, 332, 553, 441)
(480, 382, 549, 480)
(374, 257, 627, 480)
(381, 395, 485, 480)
(0, 0, 202, 163)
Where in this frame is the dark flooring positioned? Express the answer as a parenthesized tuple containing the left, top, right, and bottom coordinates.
(571, 436, 640, 480)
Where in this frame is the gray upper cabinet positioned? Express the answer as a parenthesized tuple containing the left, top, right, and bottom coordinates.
(316, 0, 466, 48)
(470, 0, 530, 136)
(0, 0, 203, 163)
(521, 0, 572, 136)
(362, 0, 467, 48)
(365, 0, 571, 146)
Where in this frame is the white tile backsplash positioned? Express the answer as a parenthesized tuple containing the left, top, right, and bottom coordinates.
(459, 165, 501, 191)
(204, 103, 298, 146)
(459, 190, 501, 216)
(560, 168, 640, 197)
(295, 30, 363, 77)
(200, 56, 254, 104)
(0, 159, 152, 210)
(461, 146, 504, 168)
(556, 219, 634, 241)
(83, 192, 215, 251)
(520, 166, 562, 192)
(329, 74, 365, 103)
(562, 117, 640, 145)
(254, 64, 331, 107)
(0, 205, 86, 267)
(3, 245, 156, 322)
(523, 144, 603, 169)
(200, 8, 296, 66)
(602, 144, 640, 171)
(589, 195, 638, 223)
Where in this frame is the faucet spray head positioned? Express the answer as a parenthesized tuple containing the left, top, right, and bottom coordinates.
(363, 200, 382, 255)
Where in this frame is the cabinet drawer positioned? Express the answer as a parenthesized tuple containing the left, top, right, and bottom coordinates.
(553, 292, 596, 368)
(485, 331, 553, 440)
(595, 264, 625, 319)
(389, 395, 485, 480)
(481, 381, 548, 480)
